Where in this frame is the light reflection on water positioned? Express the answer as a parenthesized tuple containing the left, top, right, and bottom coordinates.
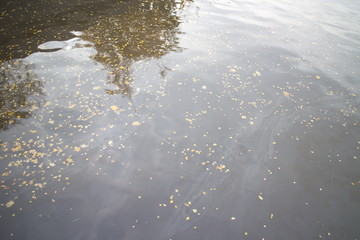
(0, 0, 359, 239)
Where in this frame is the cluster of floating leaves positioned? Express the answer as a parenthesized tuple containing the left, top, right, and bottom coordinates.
(0, 0, 197, 217)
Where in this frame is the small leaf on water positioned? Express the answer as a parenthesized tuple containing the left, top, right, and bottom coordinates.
(66, 157, 73, 163)
(132, 121, 141, 126)
(110, 105, 118, 111)
(283, 91, 290, 97)
(6, 200, 14, 208)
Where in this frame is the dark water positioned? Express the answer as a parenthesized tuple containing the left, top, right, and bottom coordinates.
(1, 0, 359, 239)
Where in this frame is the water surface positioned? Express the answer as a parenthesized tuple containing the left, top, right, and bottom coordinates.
(1, 0, 359, 239)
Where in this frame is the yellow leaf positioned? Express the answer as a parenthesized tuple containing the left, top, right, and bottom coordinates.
(132, 121, 141, 126)
(66, 157, 73, 163)
(74, 147, 81, 152)
(12, 146, 22, 152)
(110, 105, 118, 111)
(6, 200, 14, 208)
(30, 159, 38, 164)
(185, 118, 193, 123)
(253, 71, 261, 77)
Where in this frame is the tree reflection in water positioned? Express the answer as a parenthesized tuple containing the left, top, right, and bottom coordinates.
(0, 60, 44, 130)
(82, 0, 192, 99)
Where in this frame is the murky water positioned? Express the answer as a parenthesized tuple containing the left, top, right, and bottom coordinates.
(1, 0, 359, 239)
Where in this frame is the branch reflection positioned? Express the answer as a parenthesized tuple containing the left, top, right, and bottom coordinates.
(82, 0, 192, 98)
(0, 60, 44, 130)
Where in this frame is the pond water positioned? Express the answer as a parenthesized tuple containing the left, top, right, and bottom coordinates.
(1, 0, 359, 239)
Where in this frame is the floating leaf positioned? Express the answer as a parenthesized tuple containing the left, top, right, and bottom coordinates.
(132, 121, 141, 126)
(283, 91, 290, 97)
(0, 185, 10, 190)
(110, 105, 118, 111)
(185, 118, 193, 124)
(30, 159, 38, 164)
(5, 200, 14, 208)
(66, 156, 73, 163)
(253, 71, 261, 77)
